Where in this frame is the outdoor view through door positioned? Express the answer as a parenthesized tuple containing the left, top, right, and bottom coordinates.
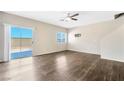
(11, 26, 33, 60)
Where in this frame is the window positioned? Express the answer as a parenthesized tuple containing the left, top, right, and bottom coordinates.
(11, 26, 32, 39)
(56, 32, 66, 43)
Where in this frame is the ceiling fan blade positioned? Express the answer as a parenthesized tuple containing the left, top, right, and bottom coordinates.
(71, 13, 79, 17)
(71, 18, 78, 21)
(114, 12, 124, 19)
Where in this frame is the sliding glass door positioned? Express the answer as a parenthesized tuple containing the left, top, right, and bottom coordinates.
(11, 26, 33, 60)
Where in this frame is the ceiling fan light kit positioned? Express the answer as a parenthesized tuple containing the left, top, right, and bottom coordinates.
(65, 17, 71, 21)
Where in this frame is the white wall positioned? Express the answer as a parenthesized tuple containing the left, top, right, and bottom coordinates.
(101, 23, 124, 62)
(68, 20, 119, 54)
(0, 12, 67, 61)
(0, 23, 10, 62)
(68, 16, 124, 62)
(0, 23, 4, 61)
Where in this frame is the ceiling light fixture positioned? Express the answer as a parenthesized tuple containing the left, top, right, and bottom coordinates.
(65, 17, 71, 21)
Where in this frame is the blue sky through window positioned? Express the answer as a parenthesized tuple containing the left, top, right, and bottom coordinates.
(11, 26, 32, 38)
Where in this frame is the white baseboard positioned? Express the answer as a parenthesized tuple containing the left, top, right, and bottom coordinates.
(101, 56, 124, 62)
(68, 49, 124, 62)
(0, 60, 3, 62)
(68, 49, 100, 55)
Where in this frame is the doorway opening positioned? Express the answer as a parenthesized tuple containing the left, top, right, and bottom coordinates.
(11, 26, 33, 60)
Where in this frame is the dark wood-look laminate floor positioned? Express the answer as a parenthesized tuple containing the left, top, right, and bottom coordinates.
(0, 50, 124, 81)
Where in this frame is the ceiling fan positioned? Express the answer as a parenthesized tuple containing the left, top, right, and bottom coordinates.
(114, 12, 124, 19)
(60, 13, 79, 22)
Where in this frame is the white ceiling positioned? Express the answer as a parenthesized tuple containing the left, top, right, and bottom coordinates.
(5, 11, 121, 28)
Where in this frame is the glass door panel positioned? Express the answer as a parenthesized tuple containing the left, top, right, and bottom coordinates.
(11, 27, 21, 59)
(11, 26, 32, 60)
(20, 28, 32, 58)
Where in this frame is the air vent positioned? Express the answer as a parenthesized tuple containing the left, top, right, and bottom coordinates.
(75, 34, 81, 37)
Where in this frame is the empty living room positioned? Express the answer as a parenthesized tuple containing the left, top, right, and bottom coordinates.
(0, 11, 124, 81)
(1, 0, 124, 93)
